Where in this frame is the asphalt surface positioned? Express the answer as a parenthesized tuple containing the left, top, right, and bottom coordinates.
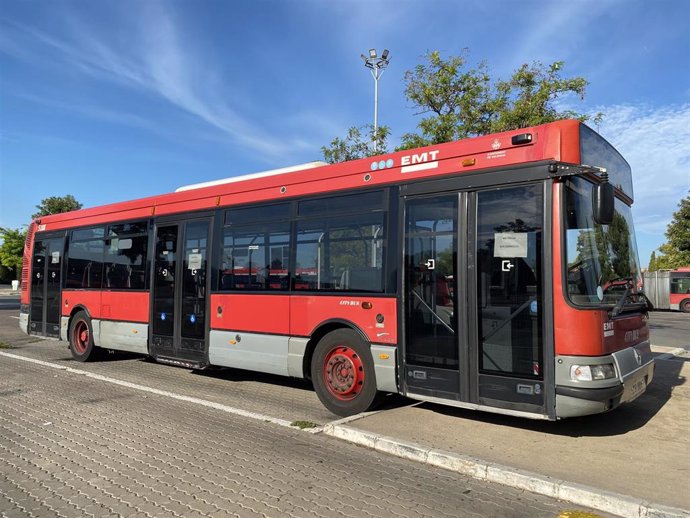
(0, 307, 612, 518)
(649, 310, 690, 350)
(0, 296, 20, 311)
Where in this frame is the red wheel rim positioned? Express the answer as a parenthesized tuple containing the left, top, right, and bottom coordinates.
(72, 320, 89, 354)
(323, 346, 364, 401)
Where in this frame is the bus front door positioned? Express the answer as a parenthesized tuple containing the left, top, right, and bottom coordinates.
(403, 184, 549, 417)
(150, 218, 211, 367)
(29, 236, 63, 337)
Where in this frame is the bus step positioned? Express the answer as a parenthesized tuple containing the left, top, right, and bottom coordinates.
(155, 356, 207, 370)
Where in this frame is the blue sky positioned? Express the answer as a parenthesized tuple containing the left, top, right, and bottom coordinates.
(1, 0, 689, 267)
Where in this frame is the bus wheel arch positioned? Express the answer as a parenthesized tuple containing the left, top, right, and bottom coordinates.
(303, 320, 369, 380)
(68, 309, 102, 362)
(309, 325, 383, 417)
(681, 299, 690, 313)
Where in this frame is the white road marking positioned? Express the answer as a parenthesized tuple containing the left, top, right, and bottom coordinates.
(9, 316, 19, 320)
(0, 350, 317, 430)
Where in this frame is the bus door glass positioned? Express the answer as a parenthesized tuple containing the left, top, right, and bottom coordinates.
(474, 185, 545, 413)
(403, 195, 461, 398)
(29, 236, 63, 337)
(151, 219, 210, 364)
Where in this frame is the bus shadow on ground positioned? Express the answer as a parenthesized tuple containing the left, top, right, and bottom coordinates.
(191, 366, 417, 412)
(421, 353, 686, 437)
(191, 365, 316, 393)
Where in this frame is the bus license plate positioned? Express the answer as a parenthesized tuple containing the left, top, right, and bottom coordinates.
(627, 378, 646, 402)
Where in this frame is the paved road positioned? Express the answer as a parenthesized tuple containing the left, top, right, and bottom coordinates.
(649, 310, 690, 350)
(0, 309, 610, 518)
(0, 296, 19, 311)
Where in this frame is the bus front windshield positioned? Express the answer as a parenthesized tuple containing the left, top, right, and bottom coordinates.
(564, 177, 643, 307)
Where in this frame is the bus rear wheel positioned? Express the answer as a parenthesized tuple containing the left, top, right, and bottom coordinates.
(311, 329, 382, 417)
(681, 299, 690, 313)
(69, 311, 101, 362)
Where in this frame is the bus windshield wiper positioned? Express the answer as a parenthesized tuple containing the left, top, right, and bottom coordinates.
(609, 277, 637, 317)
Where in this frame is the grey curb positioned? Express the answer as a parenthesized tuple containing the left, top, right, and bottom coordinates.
(322, 423, 690, 518)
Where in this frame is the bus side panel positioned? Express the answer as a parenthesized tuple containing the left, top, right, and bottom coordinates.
(208, 294, 290, 375)
(100, 291, 150, 323)
(61, 290, 103, 343)
(62, 290, 103, 320)
(669, 293, 687, 311)
(210, 294, 290, 334)
(289, 295, 397, 345)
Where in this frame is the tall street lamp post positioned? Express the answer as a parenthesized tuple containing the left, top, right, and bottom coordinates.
(361, 48, 390, 151)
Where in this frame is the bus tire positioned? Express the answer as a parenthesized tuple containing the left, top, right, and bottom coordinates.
(68, 311, 101, 362)
(681, 299, 690, 313)
(311, 329, 382, 417)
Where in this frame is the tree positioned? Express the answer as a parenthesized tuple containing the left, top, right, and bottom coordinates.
(321, 125, 390, 164)
(648, 251, 658, 272)
(0, 227, 27, 280)
(399, 50, 600, 149)
(32, 195, 82, 219)
(655, 191, 690, 269)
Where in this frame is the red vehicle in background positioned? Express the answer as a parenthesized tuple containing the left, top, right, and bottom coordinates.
(644, 268, 690, 312)
(19, 120, 653, 419)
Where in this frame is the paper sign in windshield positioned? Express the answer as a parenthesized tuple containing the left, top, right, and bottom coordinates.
(188, 253, 203, 270)
(494, 233, 528, 258)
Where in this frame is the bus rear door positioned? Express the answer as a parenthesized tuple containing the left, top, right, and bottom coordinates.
(29, 234, 64, 337)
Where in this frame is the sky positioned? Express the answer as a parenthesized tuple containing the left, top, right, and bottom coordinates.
(1, 0, 689, 268)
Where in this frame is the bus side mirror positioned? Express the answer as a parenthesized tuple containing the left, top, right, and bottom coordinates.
(592, 180, 614, 225)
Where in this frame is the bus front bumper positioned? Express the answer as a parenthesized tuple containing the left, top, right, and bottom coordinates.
(554, 344, 655, 418)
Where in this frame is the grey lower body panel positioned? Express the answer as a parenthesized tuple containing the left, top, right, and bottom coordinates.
(19, 312, 29, 335)
(60, 316, 69, 341)
(209, 330, 398, 391)
(209, 330, 290, 376)
(62, 315, 148, 355)
(98, 320, 149, 355)
(371, 344, 397, 393)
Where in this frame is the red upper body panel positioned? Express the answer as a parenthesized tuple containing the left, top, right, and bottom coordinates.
(31, 120, 581, 233)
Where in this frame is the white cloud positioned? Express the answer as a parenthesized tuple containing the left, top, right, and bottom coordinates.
(593, 103, 690, 265)
(0, 5, 311, 160)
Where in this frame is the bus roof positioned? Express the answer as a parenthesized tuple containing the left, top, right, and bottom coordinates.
(34, 119, 586, 232)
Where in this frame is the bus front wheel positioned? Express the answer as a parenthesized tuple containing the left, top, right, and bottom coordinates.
(311, 329, 382, 417)
(681, 299, 690, 313)
(68, 311, 101, 362)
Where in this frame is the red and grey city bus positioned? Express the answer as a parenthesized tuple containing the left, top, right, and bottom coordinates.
(644, 267, 690, 312)
(19, 119, 654, 419)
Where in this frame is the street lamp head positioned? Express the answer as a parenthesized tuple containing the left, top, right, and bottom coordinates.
(381, 49, 389, 60)
(369, 48, 377, 59)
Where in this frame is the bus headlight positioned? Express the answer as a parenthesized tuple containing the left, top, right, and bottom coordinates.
(570, 364, 617, 381)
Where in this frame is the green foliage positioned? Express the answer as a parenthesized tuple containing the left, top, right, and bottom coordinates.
(655, 191, 690, 269)
(648, 251, 658, 272)
(0, 227, 27, 279)
(32, 194, 82, 220)
(0, 264, 13, 284)
(290, 420, 318, 429)
(573, 212, 633, 283)
(321, 125, 390, 164)
(398, 51, 600, 149)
